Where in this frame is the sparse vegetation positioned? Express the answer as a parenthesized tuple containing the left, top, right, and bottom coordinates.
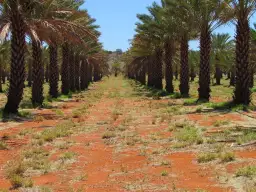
(60, 152, 76, 161)
(161, 170, 168, 176)
(219, 151, 235, 162)
(174, 126, 203, 145)
(197, 152, 218, 163)
(236, 166, 256, 178)
(0, 141, 8, 150)
(102, 131, 116, 139)
(39, 121, 74, 142)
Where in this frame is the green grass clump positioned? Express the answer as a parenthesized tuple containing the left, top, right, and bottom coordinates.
(172, 142, 189, 149)
(219, 151, 235, 162)
(54, 109, 64, 116)
(206, 101, 248, 111)
(23, 147, 50, 173)
(161, 170, 168, 176)
(236, 130, 256, 145)
(213, 120, 230, 127)
(174, 126, 203, 145)
(60, 152, 76, 161)
(19, 129, 33, 136)
(5, 161, 33, 189)
(197, 152, 218, 163)
(102, 131, 116, 139)
(0, 141, 8, 150)
(236, 166, 256, 178)
(183, 98, 198, 106)
(18, 110, 32, 118)
(170, 92, 182, 99)
(39, 121, 74, 142)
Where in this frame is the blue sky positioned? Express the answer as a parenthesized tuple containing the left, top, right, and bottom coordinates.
(81, 0, 256, 51)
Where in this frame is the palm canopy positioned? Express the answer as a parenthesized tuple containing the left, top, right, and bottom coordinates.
(0, 0, 97, 45)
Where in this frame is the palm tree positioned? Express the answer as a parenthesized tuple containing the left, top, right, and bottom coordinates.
(80, 58, 88, 90)
(250, 23, 256, 88)
(49, 42, 59, 98)
(0, 41, 10, 92)
(61, 43, 70, 95)
(188, 0, 225, 101)
(211, 33, 234, 85)
(189, 50, 199, 81)
(224, 0, 256, 105)
(165, 0, 198, 96)
(1, 0, 27, 113)
(31, 40, 44, 106)
(27, 59, 32, 87)
(136, 6, 164, 89)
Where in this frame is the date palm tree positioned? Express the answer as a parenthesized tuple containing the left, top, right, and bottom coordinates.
(211, 33, 234, 85)
(165, 0, 198, 97)
(0, 41, 10, 92)
(223, 0, 256, 105)
(188, 0, 225, 101)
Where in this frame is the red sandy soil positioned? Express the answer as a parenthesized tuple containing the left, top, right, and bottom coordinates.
(0, 81, 255, 192)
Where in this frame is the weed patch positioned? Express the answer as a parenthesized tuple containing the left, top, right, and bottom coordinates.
(236, 166, 256, 178)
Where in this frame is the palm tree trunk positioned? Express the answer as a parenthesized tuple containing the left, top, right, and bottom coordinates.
(0, 63, 2, 92)
(4, 0, 26, 113)
(139, 64, 146, 85)
(49, 43, 59, 98)
(45, 63, 49, 83)
(69, 49, 75, 92)
(230, 66, 235, 86)
(233, 13, 251, 105)
(61, 43, 69, 95)
(249, 70, 254, 88)
(164, 41, 174, 93)
(74, 54, 80, 90)
(80, 58, 88, 90)
(190, 66, 196, 81)
(93, 62, 100, 82)
(227, 71, 231, 79)
(2, 70, 5, 84)
(198, 24, 211, 101)
(88, 62, 93, 82)
(179, 35, 189, 96)
(153, 48, 163, 89)
(147, 59, 153, 87)
(31, 40, 44, 106)
(27, 59, 32, 87)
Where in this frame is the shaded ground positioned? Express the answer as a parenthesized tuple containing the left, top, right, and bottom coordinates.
(0, 77, 255, 192)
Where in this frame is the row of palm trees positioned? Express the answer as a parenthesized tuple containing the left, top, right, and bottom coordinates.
(0, 0, 108, 114)
(126, 0, 255, 105)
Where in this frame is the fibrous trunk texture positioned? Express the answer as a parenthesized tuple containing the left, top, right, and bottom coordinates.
(32, 40, 44, 106)
(49, 43, 59, 98)
(61, 43, 70, 95)
(0, 63, 2, 92)
(27, 59, 32, 87)
(147, 58, 154, 87)
(69, 49, 75, 92)
(152, 48, 163, 89)
(4, 0, 26, 113)
(80, 59, 88, 90)
(198, 24, 211, 101)
(233, 13, 251, 105)
(164, 42, 174, 93)
(74, 54, 80, 91)
(179, 35, 189, 96)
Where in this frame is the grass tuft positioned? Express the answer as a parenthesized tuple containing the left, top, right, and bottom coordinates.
(236, 166, 256, 178)
(174, 125, 203, 145)
(0, 141, 8, 150)
(219, 151, 235, 162)
(197, 152, 217, 163)
(102, 131, 116, 139)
